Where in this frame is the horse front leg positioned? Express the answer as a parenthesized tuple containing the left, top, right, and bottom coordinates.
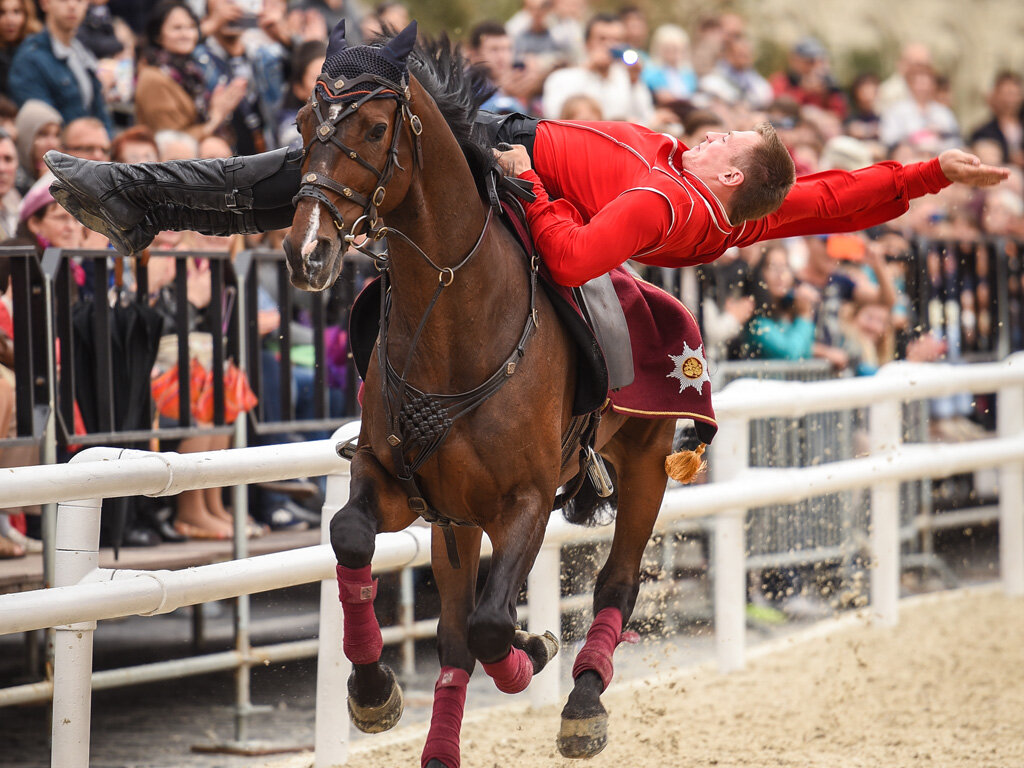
(559, 418, 675, 759)
(421, 525, 481, 768)
(330, 447, 417, 733)
(469, 494, 560, 696)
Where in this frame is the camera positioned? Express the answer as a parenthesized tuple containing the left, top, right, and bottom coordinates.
(609, 46, 640, 66)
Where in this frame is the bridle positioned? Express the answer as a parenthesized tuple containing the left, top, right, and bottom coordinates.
(294, 71, 423, 239)
(296, 63, 539, 568)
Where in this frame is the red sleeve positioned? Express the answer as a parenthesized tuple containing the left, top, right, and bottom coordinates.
(521, 169, 672, 287)
(736, 158, 951, 246)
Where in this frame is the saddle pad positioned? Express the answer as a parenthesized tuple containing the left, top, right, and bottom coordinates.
(605, 269, 717, 444)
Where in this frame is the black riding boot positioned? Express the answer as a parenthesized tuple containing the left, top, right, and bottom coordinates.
(43, 147, 303, 256)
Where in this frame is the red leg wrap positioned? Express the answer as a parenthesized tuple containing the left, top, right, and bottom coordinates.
(572, 607, 624, 690)
(336, 564, 382, 665)
(481, 646, 533, 694)
(420, 667, 470, 768)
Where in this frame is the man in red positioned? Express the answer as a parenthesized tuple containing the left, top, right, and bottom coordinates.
(493, 119, 1008, 286)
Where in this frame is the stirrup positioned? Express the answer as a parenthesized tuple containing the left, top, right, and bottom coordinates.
(337, 437, 359, 461)
(585, 447, 614, 498)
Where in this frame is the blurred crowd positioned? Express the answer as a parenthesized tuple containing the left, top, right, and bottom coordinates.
(0, 0, 1022, 554)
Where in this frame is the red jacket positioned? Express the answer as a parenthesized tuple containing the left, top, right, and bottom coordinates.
(520, 120, 950, 286)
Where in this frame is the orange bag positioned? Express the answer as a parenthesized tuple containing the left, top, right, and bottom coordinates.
(151, 359, 209, 421)
(191, 360, 257, 425)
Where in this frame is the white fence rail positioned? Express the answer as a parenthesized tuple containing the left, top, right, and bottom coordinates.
(0, 357, 1022, 768)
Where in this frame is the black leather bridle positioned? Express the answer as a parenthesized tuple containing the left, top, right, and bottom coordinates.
(296, 66, 539, 568)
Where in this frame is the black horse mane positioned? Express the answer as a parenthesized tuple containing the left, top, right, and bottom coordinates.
(382, 32, 498, 197)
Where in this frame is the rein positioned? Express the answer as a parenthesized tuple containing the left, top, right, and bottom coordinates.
(298, 68, 539, 567)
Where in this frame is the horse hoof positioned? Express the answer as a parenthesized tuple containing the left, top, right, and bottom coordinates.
(557, 711, 609, 759)
(513, 629, 560, 674)
(347, 664, 404, 733)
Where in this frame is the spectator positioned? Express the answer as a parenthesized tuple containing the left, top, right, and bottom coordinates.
(699, 34, 773, 109)
(682, 108, 724, 146)
(510, 0, 574, 78)
(61, 115, 109, 160)
(541, 13, 653, 123)
(844, 72, 882, 143)
(195, 0, 289, 154)
(276, 38, 326, 148)
(155, 128, 199, 160)
(9, 172, 83, 254)
(558, 92, 601, 120)
(842, 301, 894, 376)
(0, 94, 15, 136)
(465, 21, 529, 116)
(699, 245, 754, 363)
(617, 4, 648, 56)
(110, 124, 159, 163)
(879, 64, 960, 150)
(744, 243, 819, 360)
(642, 24, 697, 104)
(970, 71, 1024, 167)
(75, 0, 122, 59)
(135, 1, 246, 142)
(769, 36, 846, 119)
(0, 0, 41, 95)
(877, 42, 932, 113)
(0, 128, 18, 238)
(8, 0, 113, 132)
(13, 99, 62, 193)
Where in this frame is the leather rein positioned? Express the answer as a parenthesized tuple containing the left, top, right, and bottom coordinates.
(296, 71, 540, 567)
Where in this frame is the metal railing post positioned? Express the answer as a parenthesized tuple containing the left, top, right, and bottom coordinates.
(711, 414, 748, 673)
(869, 396, 902, 626)
(997, 383, 1024, 596)
(528, 539, 561, 708)
(50, 495, 102, 768)
(315, 427, 357, 768)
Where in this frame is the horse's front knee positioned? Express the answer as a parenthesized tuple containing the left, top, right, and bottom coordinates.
(466, 606, 515, 664)
(330, 504, 378, 568)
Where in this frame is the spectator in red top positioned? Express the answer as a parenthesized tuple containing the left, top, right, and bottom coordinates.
(769, 36, 847, 120)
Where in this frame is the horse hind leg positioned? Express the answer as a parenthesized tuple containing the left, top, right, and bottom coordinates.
(558, 417, 675, 759)
(331, 450, 417, 733)
(468, 494, 561, 695)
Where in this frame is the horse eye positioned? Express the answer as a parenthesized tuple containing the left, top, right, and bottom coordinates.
(367, 123, 388, 141)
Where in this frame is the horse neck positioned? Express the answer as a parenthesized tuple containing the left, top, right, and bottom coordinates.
(381, 107, 528, 379)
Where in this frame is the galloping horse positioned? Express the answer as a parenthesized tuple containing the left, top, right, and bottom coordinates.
(283, 23, 692, 766)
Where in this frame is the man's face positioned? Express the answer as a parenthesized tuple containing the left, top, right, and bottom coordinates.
(0, 137, 16, 196)
(992, 79, 1023, 118)
(41, 0, 88, 35)
(471, 34, 513, 80)
(681, 130, 762, 182)
(63, 122, 111, 160)
(585, 20, 624, 69)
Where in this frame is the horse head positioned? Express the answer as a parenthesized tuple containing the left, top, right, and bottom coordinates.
(284, 20, 422, 291)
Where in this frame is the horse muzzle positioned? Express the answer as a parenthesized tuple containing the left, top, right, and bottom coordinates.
(283, 234, 342, 292)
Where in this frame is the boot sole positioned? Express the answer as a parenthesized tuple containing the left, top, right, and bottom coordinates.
(51, 184, 140, 256)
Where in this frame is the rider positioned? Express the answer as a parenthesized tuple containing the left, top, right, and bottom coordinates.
(42, 22, 1008, 281)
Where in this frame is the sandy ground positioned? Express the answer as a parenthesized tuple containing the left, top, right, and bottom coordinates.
(268, 587, 1024, 768)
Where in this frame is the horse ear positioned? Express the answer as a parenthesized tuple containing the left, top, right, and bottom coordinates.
(381, 20, 417, 66)
(326, 19, 347, 59)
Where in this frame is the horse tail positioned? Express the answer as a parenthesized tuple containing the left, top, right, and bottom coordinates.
(561, 462, 618, 527)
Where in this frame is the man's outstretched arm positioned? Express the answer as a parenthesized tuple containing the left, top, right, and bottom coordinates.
(737, 150, 1009, 245)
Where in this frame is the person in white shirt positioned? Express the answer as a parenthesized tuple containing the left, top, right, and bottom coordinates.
(541, 13, 653, 123)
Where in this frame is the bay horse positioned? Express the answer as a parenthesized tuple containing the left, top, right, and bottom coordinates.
(283, 22, 692, 766)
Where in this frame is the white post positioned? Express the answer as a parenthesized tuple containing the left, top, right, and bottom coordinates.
(528, 539, 561, 708)
(869, 398, 902, 626)
(998, 384, 1024, 596)
(314, 458, 352, 768)
(50, 496, 102, 768)
(711, 416, 748, 673)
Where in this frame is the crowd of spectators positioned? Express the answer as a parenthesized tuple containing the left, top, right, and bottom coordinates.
(0, 0, 1022, 555)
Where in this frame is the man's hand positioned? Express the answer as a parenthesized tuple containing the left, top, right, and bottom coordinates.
(493, 144, 533, 177)
(938, 149, 1010, 188)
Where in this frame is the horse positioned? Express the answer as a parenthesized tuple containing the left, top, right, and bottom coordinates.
(282, 22, 695, 766)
